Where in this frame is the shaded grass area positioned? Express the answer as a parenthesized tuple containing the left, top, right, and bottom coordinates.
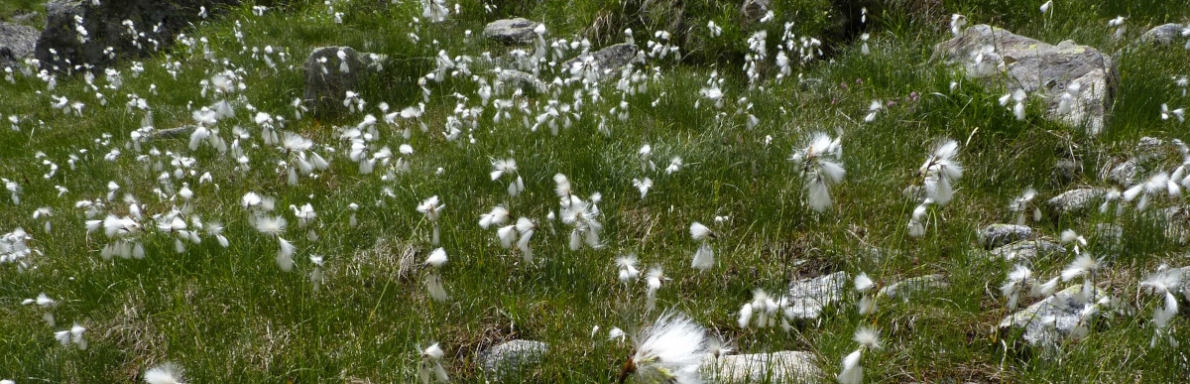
(1, 0, 1189, 382)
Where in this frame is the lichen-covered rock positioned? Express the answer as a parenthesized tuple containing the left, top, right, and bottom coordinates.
(1000, 285, 1110, 347)
(702, 350, 820, 383)
(877, 274, 949, 301)
(989, 239, 1065, 261)
(1140, 23, 1186, 45)
(478, 340, 549, 377)
(978, 224, 1033, 249)
(35, 0, 242, 72)
(563, 43, 638, 78)
(483, 18, 542, 45)
(783, 271, 846, 320)
(936, 25, 1118, 134)
(1046, 188, 1105, 216)
(0, 22, 38, 66)
(303, 46, 378, 114)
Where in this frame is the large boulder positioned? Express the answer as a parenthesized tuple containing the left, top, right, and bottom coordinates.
(303, 46, 379, 114)
(702, 350, 820, 383)
(35, 0, 241, 73)
(0, 22, 39, 67)
(483, 18, 542, 45)
(936, 25, 1118, 134)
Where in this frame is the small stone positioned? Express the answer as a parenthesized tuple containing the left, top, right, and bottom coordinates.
(1000, 285, 1109, 347)
(146, 125, 197, 140)
(1093, 223, 1122, 243)
(1052, 158, 1081, 185)
(877, 274, 949, 300)
(783, 271, 846, 320)
(978, 224, 1033, 249)
(989, 239, 1065, 261)
(483, 18, 542, 45)
(479, 340, 549, 377)
(1140, 23, 1186, 45)
(1046, 188, 1105, 216)
(1099, 157, 1138, 186)
(702, 350, 820, 382)
(1160, 207, 1190, 241)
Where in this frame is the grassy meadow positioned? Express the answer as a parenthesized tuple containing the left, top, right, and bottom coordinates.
(1, 0, 1190, 382)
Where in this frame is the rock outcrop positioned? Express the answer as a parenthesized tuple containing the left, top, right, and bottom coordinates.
(35, 0, 241, 72)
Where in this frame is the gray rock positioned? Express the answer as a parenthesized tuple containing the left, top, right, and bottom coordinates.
(1046, 188, 1106, 215)
(1052, 158, 1081, 185)
(563, 43, 638, 77)
(147, 125, 197, 140)
(35, 0, 241, 72)
(783, 271, 846, 320)
(989, 239, 1065, 261)
(1140, 23, 1186, 45)
(936, 25, 1118, 134)
(877, 274, 949, 301)
(1099, 157, 1138, 186)
(702, 351, 820, 383)
(10, 11, 39, 24)
(483, 18, 541, 45)
(303, 46, 374, 114)
(0, 22, 38, 66)
(479, 340, 548, 377)
(740, 0, 772, 23)
(1134, 136, 1166, 158)
(1000, 285, 1109, 347)
(1160, 207, 1190, 241)
(978, 224, 1033, 249)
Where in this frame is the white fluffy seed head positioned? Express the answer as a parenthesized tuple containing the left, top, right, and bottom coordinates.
(144, 362, 186, 384)
(689, 222, 712, 240)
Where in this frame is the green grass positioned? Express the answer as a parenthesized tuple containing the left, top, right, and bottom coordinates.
(2, 0, 1190, 382)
